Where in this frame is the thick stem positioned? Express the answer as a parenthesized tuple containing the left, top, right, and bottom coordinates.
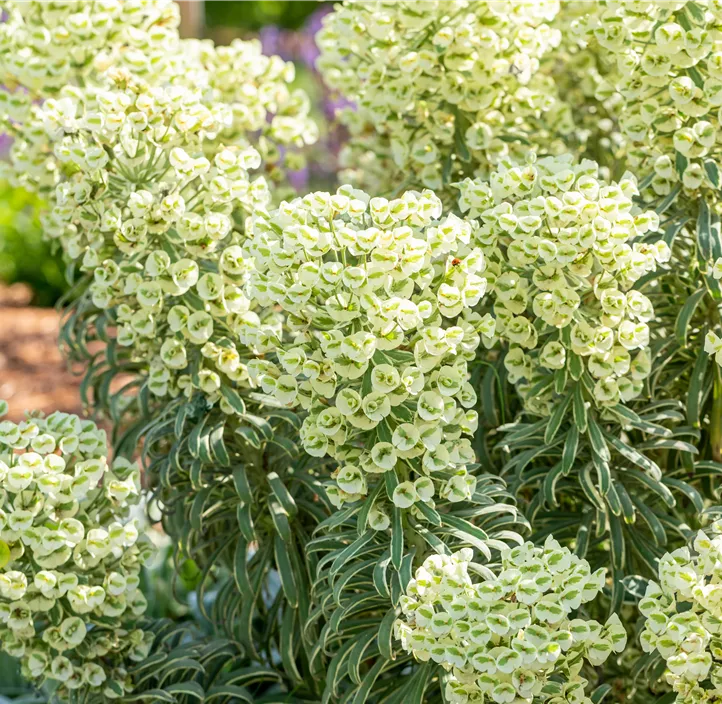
(712, 365, 722, 463)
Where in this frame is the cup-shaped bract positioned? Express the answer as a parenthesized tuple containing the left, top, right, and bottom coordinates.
(640, 521, 722, 704)
(458, 153, 666, 415)
(246, 185, 493, 518)
(0, 408, 154, 700)
(396, 539, 626, 704)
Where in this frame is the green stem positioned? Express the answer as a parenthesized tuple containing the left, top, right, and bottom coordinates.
(712, 365, 722, 463)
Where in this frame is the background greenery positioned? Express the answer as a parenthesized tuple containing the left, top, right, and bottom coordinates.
(205, 0, 319, 31)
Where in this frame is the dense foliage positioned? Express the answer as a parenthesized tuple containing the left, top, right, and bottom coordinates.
(3, 1, 722, 703)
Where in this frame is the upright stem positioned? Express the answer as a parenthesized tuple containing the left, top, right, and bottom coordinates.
(712, 365, 722, 463)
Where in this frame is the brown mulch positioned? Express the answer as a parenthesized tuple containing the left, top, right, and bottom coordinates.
(0, 284, 84, 422)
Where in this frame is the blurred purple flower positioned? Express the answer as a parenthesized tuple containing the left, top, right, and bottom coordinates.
(259, 24, 285, 59)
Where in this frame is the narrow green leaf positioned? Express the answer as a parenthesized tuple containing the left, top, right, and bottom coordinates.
(391, 508, 403, 570)
(269, 498, 292, 542)
(415, 501, 442, 526)
(330, 532, 376, 578)
(561, 426, 579, 475)
(350, 657, 385, 704)
(688, 347, 711, 427)
(573, 385, 587, 433)
(188, 416, 208, 459)
(233, 466, 252, 503)
(663, 477, 704, 512)
(544, 392, 571, 444)
(626, 468, 676, 508)
(267, 472, 298, 518)
(378, 606, 399, 661)
(705, 158, 721, 188)
(675, 288, 707, 346)
(655, 183, 680, 214)
(542, 463, 565, 508)
(587, 418, 610, 461)
(569, 353, 584, 381)
(236, 426, 261, 449)
(614, 481, 635, 524)
(605, 432, 662, 480)
(234, 538, 252, 595)
(630, 496, 667, 548)
(236, 503, 255, 542)
(164, 682, 204, 700)
(698, 197, 714, 264)
(591, 684, 613, 704)
(206, 685, 253, 703)
(373, 551, 392, 599)
(220, 385, 246, 415)
(274, 535, 299, 608)
(608, 515, 625, 571)
(579, 463, 605, 511)
(575, 513, 594, 558)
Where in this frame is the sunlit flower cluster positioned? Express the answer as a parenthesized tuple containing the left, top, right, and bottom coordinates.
(35, 79, 284, 406)
(246, 186, 494, 516)
(0, 404, 154, 700)
(0, 0, 180, 96)
(541, 2, 626, 172)
(639, 522, 722, 704)
(458, 153, 667, 414)
(316, 0, 569, 196)
(0, 0, 317, 199)
(575, 1, 722, 197)
(182, 37, 319, 172)
(395, 539, 626, 704)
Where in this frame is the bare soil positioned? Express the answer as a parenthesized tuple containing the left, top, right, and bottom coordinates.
(0, 284, 83, 421)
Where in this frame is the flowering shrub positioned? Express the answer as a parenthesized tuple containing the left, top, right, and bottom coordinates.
(317, 0, 571, 197)
(4, 1, 722, 703)
(247, 186, 491, 512)
(640, 521, 722, 704)
(39, 79, 276, 407)
(0, 404, 154, 700)
(459, 153, 665, 413)
(397, 541, 626, 703)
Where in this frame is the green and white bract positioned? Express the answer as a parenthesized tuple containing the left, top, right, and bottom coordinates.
(0, 408, 154, 700)
(37, 79, 281, 407)
(246, 186, 492, 513)
(576, 1, 722, 198)
(0, 1, 317, 195)
(459, 153, 666, 414)
(640, 521, 722, 704)
(396, 540, 626, 704)
(317, 0, 570, 197)
(0, 0, 180, 96)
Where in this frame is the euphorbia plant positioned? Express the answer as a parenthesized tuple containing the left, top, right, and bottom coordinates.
(3, 1, 722, 703)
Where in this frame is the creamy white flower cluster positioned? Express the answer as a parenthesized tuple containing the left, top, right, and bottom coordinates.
(575, 0, 722, 196)
(639, 522, 722, 704)
(0, 0, 180, 96)
(246, 186, 494, 517)
(0, 405, 154, 699)
(542, 2, 625, 169)
(36, 80, 283, 406)
(183, 38, 319, 170)
(317, 0, 567, 195)
(458, 153, 667, 414)
(0, 0, 317, 198)
(395, 539, 626, 704)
